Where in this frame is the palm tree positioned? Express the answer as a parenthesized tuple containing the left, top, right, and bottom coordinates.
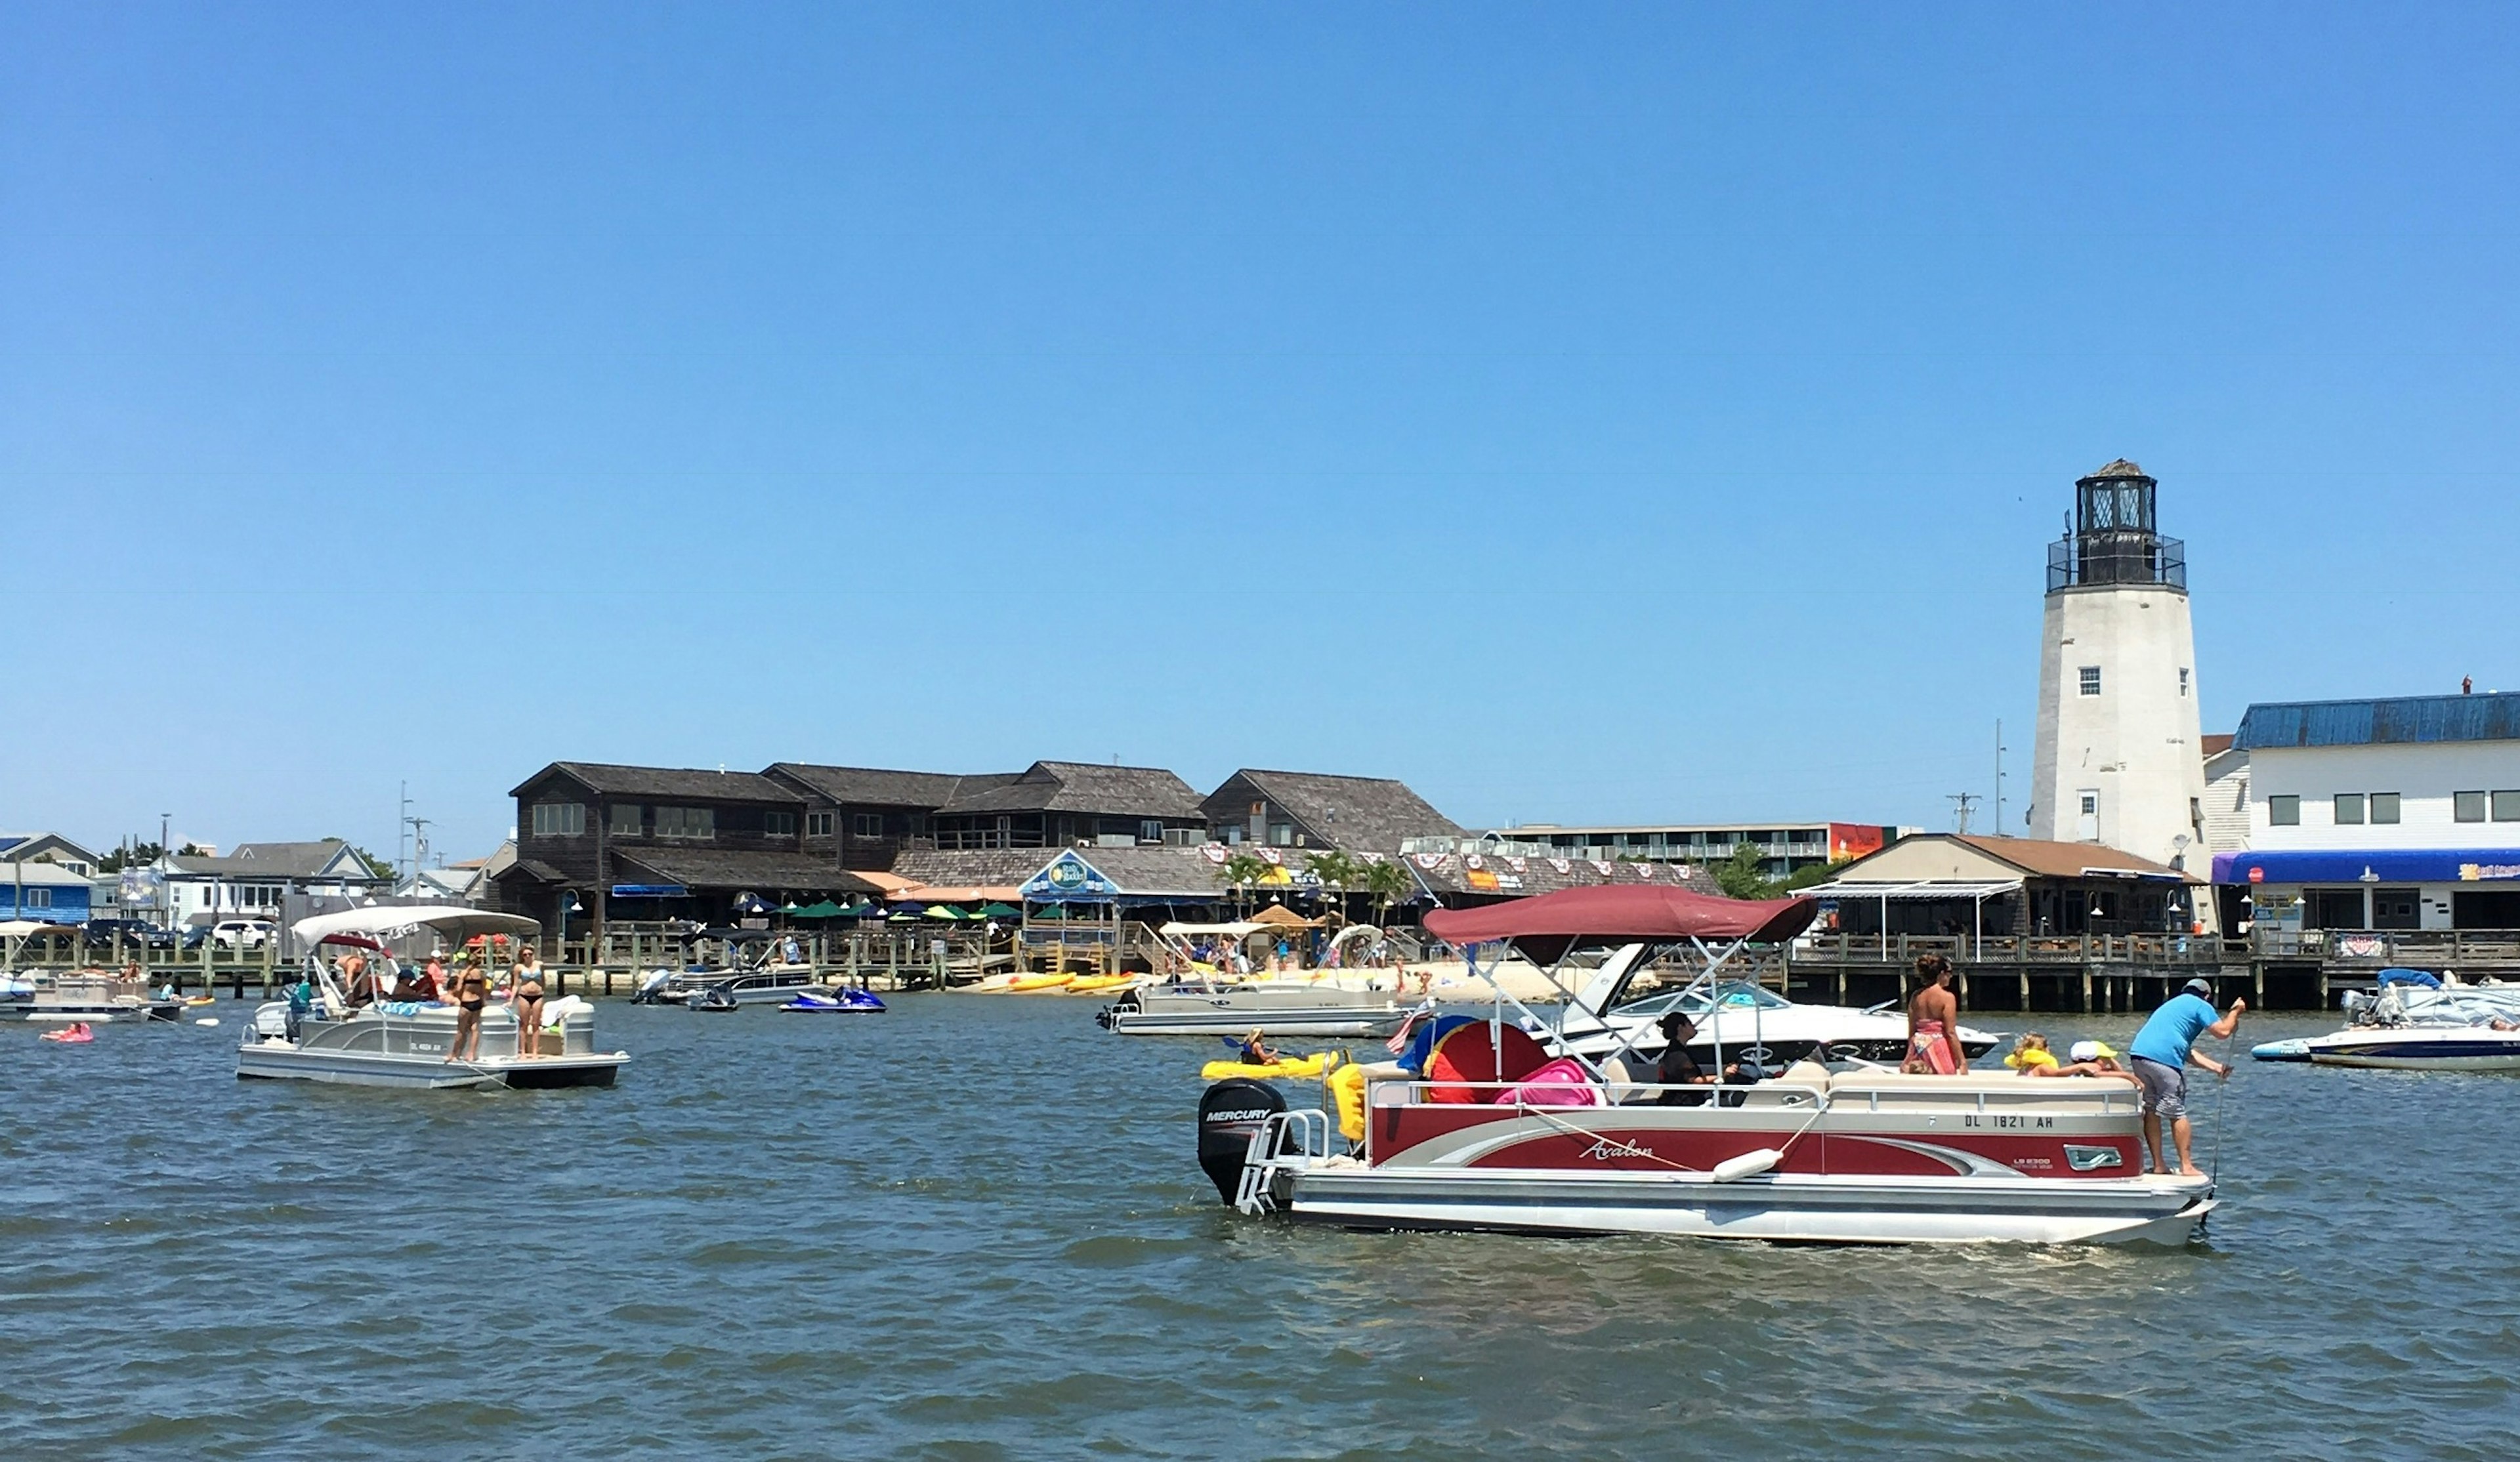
(1303, 850, 1360, 927)
(1355, 855, 1414, 928)
(1217, 852, 1276, 915)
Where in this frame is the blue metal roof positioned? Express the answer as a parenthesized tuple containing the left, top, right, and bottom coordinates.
(2232, 693, 2520, 751)
(2213, 848, 2520, 884)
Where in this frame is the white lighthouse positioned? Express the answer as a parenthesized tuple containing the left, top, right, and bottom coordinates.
(2030, 460, 2210, 881)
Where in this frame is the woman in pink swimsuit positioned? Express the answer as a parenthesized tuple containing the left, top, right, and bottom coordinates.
(1903, 954, 1964, 1074)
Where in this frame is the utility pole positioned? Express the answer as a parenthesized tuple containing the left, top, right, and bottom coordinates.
(398, 783, 411, 883)
(1948, 791, 1981, 835)
(1994, 719, 2006, 837)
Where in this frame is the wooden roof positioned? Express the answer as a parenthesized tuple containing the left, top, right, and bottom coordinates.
(936, 761, 1205, 819)
(514, 761, 797, 803)
(1204, 769, 1461, 852)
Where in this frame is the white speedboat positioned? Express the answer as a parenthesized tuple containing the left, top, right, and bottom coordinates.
(1200, 883, 2212, 1245)
(0, 971, 184, 1023)
(239, 907, 627, 1090)
(2253, 973, 2520, 1072)
(1540, 944, 2000, 1068)
(1098, 980, 1404, 1037)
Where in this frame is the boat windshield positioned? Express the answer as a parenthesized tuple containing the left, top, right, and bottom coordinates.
(1608, 978, 1791, 1020)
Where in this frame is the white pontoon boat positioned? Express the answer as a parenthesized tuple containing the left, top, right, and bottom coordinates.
(239, 908, 627, 1090)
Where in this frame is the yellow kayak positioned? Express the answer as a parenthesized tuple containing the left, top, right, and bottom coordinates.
(1200, 1051, 1341, 1081)
(1003, 974, 1077, 993)
(1062, 974, 1137, 993)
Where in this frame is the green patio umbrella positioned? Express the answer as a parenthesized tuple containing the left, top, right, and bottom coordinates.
(923, 906, 967, 921)
(976, 902, 1020, 919)
(790, 900, 847, 919)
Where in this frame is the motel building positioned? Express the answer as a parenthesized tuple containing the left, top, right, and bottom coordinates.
(2213, 693, 2520, 936)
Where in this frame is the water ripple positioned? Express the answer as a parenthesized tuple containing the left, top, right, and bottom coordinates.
(3, 1006, 2517, 1458)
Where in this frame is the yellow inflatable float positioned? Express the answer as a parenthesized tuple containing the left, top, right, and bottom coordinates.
(1199, 1050, 1342, 1081)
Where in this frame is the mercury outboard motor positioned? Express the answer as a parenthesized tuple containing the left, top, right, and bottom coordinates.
(1196, 1078, 1287, 1206)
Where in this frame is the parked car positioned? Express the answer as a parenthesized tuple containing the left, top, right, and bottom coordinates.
(182, 919, 276, 950)
(79, 918, 177, 950)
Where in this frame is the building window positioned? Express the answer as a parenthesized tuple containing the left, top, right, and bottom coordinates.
(2496, 791, 2520, 822)
(1270, 824, 1295, 846)
(807, 812, 835, 837)
(654, 806, 715, 839)
(2370, 793, 2400, 825)
(852, 813, 883, 838)
(2456, 791, 2488, 823)
(765, 812, 795, 837)
(1139, 820, 1165, 845)
(609, 804, 642, 837)
(532, 803, 586, 837)
(2268, 795, 2300, 826)
(2076, 790, 2100, 841)
(2178, 667, 2190, 698)
(23, 888, 51, 908)
(2078, 666, 2102, 696)
(2335, 793, 2364, 825)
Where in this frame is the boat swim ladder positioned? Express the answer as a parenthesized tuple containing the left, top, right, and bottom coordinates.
(1234, 1110, 1335, 1216)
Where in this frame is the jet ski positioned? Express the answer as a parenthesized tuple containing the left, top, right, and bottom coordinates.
(778, 986, 886, 1014)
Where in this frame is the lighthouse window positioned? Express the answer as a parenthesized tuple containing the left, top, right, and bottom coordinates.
(2078, 666, 2102, 696)
(2269, 796, 2300, 827)
(2179, 668, 2190, 698)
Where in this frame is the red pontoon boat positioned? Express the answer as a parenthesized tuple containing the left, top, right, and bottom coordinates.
(1199, 885, 2214, 1245)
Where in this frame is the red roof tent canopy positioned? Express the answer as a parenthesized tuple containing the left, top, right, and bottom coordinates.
(1422, 884, 1818, 952)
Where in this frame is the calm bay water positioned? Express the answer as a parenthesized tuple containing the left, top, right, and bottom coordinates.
(5, 997, 2518, 1459)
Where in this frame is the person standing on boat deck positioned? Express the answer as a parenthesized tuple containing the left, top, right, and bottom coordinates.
(510, 946, 547, 1058)
(444, 959, 492, 1063)
(1902, 955, 1965, 1074)
(2128, 978, 2243, 1177)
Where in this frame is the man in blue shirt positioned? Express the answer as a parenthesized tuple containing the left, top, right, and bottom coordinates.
(2128, 977, 2244, 1177)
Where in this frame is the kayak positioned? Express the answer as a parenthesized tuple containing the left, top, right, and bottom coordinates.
(1063, 974, 1137, 994)
(1003, 974, 1077, 993)
(1200, 1051, 1340, 1081)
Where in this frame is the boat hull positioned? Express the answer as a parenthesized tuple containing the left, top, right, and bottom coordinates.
(2259, 1028, 2520, 1072)
(1101, 984, 1402, 1037)
(1280, 1167, 2214, 1245)
(237, 1044, 625, 1088)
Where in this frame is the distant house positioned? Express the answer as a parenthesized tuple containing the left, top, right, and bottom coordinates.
(1804, 835, 2206, 941)
(3, 859, 97, 924)
(162, 840, 391, 927)
(925, 761, 1208, 851)
(763, 764, 1022, 869)
(494, 762, 878, 932)
(0, 832, 106, 878)
(1200, 769, 1461, 853)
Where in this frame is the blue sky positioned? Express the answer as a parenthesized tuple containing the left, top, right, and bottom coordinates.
(5, 3, 2517, 861)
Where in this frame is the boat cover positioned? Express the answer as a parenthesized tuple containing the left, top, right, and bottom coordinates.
(1423, 885, 1817, 950)
(2378, 969, 2443, 988)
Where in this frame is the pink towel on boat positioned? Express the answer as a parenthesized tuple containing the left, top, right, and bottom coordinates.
(1498, 1057, 1604, 1107)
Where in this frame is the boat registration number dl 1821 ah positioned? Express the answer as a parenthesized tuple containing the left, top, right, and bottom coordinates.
(1962, 1115, 2055, 1129)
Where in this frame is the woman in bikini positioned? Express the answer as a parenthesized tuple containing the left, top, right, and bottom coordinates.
(510, 946, 547, 1058)
(445, 956, 492, 1063)
(1902, 953, 1965, 1074)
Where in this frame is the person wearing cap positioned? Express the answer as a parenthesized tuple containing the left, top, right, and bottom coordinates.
(2128, 977, 2245, 1177)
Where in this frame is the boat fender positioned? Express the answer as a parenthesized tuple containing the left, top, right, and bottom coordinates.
(1196, 1077, 1287, 1207)
(1712, 1148, 1782, 1182)
(1327, 1061, 1369, 1143)
(195, 1018, 220, 1028)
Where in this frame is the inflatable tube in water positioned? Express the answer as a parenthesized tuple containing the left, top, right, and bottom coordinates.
(1200, 1051, 1339, 1081)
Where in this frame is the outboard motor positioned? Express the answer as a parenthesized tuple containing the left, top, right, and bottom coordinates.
(1196, 1077, 1287, 1206)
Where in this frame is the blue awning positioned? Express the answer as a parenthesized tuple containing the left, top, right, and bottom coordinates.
(610, 883, 689, 898)
(2212, 849, 2520, 885)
